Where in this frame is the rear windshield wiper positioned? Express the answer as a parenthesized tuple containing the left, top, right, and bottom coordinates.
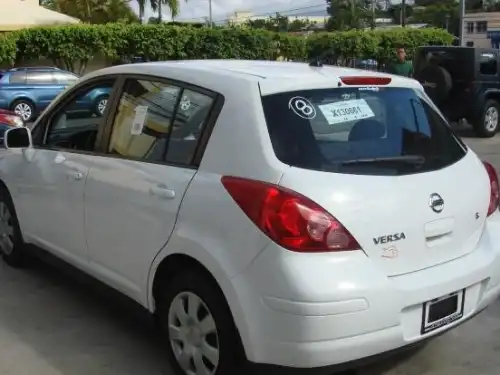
(341, 155, 426, 166)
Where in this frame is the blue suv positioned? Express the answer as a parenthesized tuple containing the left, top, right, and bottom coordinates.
(0, 67, 111, 122)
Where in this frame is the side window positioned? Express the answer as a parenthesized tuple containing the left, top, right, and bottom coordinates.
(8, 72, 26, 84)
(108, 78, 214, 166)
(53, 72, 79, 85)
(44, 79, 115, 152)
(26, 72, 55, 84)
(480, 52, 497, 75)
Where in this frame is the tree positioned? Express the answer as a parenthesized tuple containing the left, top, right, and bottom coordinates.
(245, 13, 317, 32)
(149, 0, 188, 22)
(41, 0, 139, 24)
(326, 0, 376, 31)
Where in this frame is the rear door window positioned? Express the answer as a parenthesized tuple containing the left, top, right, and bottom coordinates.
(262, 87, 466, 176)
(26, 72, 55, 85)
(480, 52, 497, 75)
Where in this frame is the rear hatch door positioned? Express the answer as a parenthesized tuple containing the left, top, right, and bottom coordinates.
(261, 83, 489, 276)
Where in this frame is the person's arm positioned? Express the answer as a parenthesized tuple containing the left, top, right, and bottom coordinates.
(408, 62, 414, 77)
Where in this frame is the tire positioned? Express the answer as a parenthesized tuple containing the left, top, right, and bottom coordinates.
(94, 95, 109, 117)
(0, 185, 29, 268)
(415, 65, 452, 106)
(11, 99, 35, 122)
(156, 269, 246, 375)
(473, 99, 500, 138)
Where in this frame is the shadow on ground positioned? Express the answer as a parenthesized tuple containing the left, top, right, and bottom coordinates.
(0, 251, 421, 375)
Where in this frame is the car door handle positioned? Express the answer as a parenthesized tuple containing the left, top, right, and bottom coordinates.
(67, 171, 84, 181)
(149, 186, 175, 199)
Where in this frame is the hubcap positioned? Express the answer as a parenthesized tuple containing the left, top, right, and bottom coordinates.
(0, 202, 14, 256)
(485, 107, 499, 132)
(168, 292, 220, 375)
(14, 103, 32, 121)
(97, 99, 107, 115)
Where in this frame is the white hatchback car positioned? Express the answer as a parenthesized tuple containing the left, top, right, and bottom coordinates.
(0, 60, 500, 375)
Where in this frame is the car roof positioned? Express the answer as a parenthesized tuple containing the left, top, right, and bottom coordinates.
(8, 66, 61, 71)
(84, 60, 422, 96)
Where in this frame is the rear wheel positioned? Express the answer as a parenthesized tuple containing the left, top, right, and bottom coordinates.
(156, 269, 246, 375)
(11, 100, 35, 122)
(0, 185, 29, 268)
(473, 99, 500, 138)
(94, 95, 109, 117)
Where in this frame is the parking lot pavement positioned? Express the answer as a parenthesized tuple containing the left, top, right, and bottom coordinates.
(0, 128, 500, 375)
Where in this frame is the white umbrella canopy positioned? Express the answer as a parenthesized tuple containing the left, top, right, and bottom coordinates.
(0, 0, 80, 31)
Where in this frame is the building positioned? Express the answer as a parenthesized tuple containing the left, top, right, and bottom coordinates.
(226, 11, 328, 28)
(0, 0, 80, 31)
(463, 12, 500, 48)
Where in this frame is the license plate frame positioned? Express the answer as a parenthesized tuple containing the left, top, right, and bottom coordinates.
(421, 289, 465, 335)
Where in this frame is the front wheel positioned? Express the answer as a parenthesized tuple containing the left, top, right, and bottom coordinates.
(0, 185, 29, 268)
(473, 99, 500, 138)
(156, 270, 246, 375)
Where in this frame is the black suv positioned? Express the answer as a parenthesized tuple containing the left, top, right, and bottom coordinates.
(414, 46, 500, 138)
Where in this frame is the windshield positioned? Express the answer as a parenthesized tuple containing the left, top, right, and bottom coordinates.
(261, 87, 467, 176)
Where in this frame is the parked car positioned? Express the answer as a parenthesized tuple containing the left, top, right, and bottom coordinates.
(414, 46, 500, 138)
(1, 60, 500, 375)
(0, 109, 24, 145)
(0, 66, 111, 122)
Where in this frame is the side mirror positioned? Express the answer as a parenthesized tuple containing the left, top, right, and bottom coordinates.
(4, 127, 33, 149)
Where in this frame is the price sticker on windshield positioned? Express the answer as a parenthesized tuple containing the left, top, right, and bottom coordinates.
(318, 99, 375, 125)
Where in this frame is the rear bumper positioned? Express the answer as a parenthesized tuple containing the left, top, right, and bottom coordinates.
(229, 213, 500, 369)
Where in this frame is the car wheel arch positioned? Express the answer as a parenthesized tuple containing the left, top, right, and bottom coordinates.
(148, 250, 253, 358)
(10, 97, 36, 109)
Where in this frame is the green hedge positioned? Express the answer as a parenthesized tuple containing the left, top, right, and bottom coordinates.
(0, 24, 454, 72)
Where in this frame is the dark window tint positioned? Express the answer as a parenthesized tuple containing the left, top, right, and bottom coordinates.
(108, 79, 213, 166)
(26, 72, 55, 84)
(480, 52, 497, 75)
(8, 72, 26, 84)
(45, 80, 115, 152)
(262, 87, 466, 176)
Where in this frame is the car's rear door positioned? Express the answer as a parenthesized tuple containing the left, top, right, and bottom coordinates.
(26, 71, 65, 111)
(83, 75, 219, 301)
(261, 82, 488, 277)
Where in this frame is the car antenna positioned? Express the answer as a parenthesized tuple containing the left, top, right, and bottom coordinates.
(309, 47, 338, 67)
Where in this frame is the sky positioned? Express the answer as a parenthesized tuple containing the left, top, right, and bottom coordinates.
(129, 0, 407, 24)
(129, 0, 331, 23)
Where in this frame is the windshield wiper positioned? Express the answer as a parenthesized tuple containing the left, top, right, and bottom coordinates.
(341, 155, 426, 166)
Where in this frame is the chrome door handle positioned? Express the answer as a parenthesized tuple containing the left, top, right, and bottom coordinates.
(149, 186, 175, 199)
(68, 171, 84, 181)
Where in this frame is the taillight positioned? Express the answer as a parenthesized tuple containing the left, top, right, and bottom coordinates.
(221, 176, 361, 252)
(340, 76, 391, 86)
(483, 161, 499, 216)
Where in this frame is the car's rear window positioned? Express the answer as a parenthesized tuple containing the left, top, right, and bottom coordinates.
(261, 86, 467, 176)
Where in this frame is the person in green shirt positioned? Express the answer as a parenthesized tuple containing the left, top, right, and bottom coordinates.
(387, 46, 413, 77)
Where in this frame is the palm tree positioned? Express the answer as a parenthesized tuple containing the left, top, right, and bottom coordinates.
(136, 0, 147, 23)
(150, 0, 186, 22)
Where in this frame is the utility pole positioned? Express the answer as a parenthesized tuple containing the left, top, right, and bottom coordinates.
(401, 0, 406, 27)
(459, 0, 466, 46)
(209, 0, 213, 28)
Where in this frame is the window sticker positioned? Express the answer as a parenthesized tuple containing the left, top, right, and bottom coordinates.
(288, 96, 316, 119)
(179, 95, 191, 111)
(131, 105, 148, 135)
(318, 99, 375, 125)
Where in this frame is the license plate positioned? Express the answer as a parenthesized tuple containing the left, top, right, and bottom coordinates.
(421, 289, 465, 335)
